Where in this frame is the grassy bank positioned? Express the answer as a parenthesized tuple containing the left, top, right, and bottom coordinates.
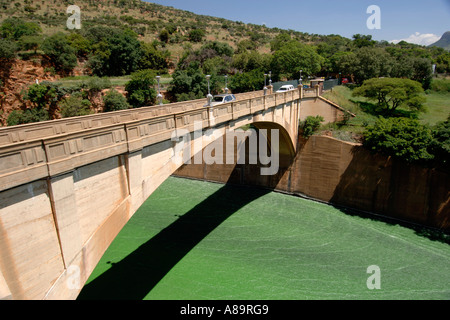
(320, 83, 450, 143)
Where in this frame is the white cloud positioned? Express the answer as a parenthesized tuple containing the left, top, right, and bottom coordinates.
(390, 32, 440, 46)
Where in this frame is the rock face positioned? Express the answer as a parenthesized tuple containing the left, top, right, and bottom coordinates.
(0, 58, 60, 126)
(429, 31, 450, 50)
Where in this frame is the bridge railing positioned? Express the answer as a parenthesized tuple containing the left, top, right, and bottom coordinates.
(0, 88, 303, 192)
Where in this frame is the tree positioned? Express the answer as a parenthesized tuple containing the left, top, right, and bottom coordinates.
(431, 116, 450, 166)
(85, 27, 142, 77)
(125, 69, 157, 108)
(229, 69, 265, 94)
(352, 34, 376, 48)
(0, 18, 41, 40)
(168, 64, 214, 102)
(103, 89, 131, 112)
(41, 33, 78, 73)
(351, 47, 394, 84)
(139, 42, 169, 73)
(271, 41, 324, 80)
(59, 93, 92, 118)
(158, 28, 170, 43)
(0, 39, 18, 59)
(188, 29, 205, 43)
(352, 78, 426, 116)
(363, 117, 434, 163)
(301, 116, 325, 138)
(67, 32, 92, 58)
(18, 35, 43, 54)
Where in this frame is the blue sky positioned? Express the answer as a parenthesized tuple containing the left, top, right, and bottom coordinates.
(144, 0, 450, 45)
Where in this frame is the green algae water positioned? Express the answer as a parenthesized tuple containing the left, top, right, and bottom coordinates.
(78, 177, 450, 300)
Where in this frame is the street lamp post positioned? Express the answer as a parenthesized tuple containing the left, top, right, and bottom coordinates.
(269, 71, 272, 86)
(299, 70, 303, 86)
(156, 76, 163, 105)
(224, 75, 228, 94)
(206, 75, 213, 106)
(264, 73, 268, 95)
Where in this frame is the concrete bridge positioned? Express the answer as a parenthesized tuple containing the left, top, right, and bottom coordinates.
(0, 86, 339, 300)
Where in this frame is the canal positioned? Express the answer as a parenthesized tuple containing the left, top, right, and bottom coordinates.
(78, 177, 450, 300)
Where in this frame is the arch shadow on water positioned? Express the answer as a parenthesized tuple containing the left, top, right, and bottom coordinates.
(77, 176, 275, 300)
(78, 126, 294, 300)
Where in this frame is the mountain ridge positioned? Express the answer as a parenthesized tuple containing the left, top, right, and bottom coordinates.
(429, 31, 450, 50)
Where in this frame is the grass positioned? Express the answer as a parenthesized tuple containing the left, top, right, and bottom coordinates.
(57, 74, 173, 88)
(420, 92, 450, 125)
(321, 83, 450, 143)
(78, 177, 450, 300)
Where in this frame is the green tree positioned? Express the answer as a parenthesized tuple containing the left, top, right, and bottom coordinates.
(67, 32, 92, 58)
(18, 35, 43, 54)
(0, 18, 41, 40)
(103, 89, 131, 112)
(139, 42, 169, 73)
(363, 117, 434, 163)
(352, 78, 426, 116)
(188, 29, 205, 43)
(352, 34, 376, 48)
(271, 41, 324, 80)
(168, 64, 214, 102)
(59, 93, 92, 118)
(87, 28, 142, 76)
(7, 108, 49, 126)
(301, 116, 325, 138)
(431, 116, 450, 165)
(0, 39, 18, 59)
(351, 47, 394, 84)
(41, 33, 78, 73)
(229, 69, 265, 93)
(125, 69, 157, 108)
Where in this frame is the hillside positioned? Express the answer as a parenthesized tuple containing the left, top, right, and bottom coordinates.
(0, 0, 322, 61)
(429, 31, 450, 50)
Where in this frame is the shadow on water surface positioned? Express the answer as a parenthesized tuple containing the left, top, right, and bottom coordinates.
(77, 181, 271, 300)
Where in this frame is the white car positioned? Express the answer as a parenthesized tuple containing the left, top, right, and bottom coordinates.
(209, 94, 236, 107)
(276, 85, 295, 93)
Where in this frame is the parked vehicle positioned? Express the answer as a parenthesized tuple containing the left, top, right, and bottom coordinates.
(209, 94, 237, 107)
(276, 85, 295, 93)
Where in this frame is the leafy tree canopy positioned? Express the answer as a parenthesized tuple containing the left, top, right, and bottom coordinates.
(353, 78, 426, 116)
(363, 117, 434, 163)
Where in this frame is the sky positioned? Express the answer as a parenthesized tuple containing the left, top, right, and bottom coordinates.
(144, 0, 450, 45)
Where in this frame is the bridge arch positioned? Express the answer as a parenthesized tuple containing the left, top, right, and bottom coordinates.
(0, 89, 301, 299)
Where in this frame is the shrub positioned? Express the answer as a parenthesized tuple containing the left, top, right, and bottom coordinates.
(103, 89, 130, 112)
(363, 117, 434, 163)
(0, 39, 18, 59)
(301, 116, 325, 138)
(188, 29, 205, 43)
(125, 69, 157, 108)
(60, 94, 92, 118)
(7, 108, 49, 126)
(41, 32, 78, 72)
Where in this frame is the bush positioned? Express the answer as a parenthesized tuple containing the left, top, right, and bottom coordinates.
(85, 76, 112, 93)
(229, 69, 265, 94)
(352, 78, 426, 116)
(431, 116, 450, 165)
(41, 32, 77, 72)
(103, 89, 130, 112)
(60, 94, 92, 118)
(430, 79, 450, 93)
(0, 39, 18, 59)
(125, 69, 157, 108)
(7, 108, 49, 126)
(363, 117, 434, 163)
(301, 116, 325, 138)
(188, 29, 205, 43)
